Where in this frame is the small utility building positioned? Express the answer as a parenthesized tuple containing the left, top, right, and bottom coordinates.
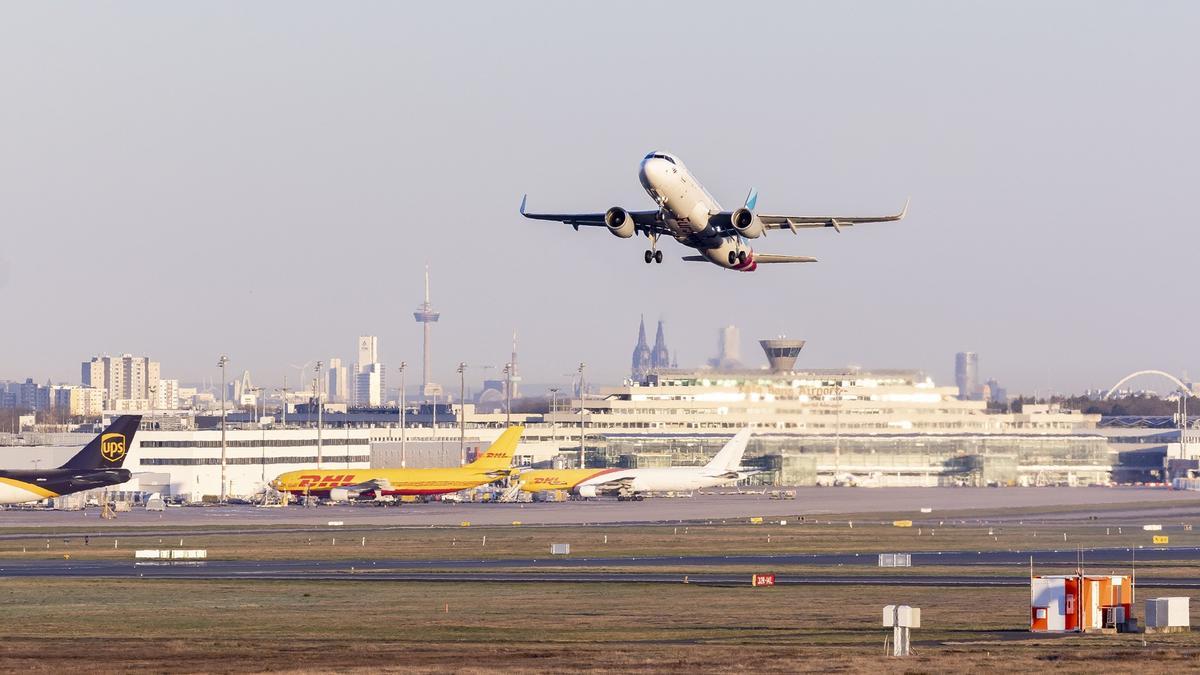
(1031, 574, 1133, 632)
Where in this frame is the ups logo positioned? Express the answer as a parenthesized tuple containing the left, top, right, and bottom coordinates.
(100, 433, 126, 462)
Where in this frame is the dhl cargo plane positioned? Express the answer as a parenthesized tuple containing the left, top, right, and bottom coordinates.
(0, 415, 141, 505)
(272, 426, 524, 501)
(518, 428, 753, 500)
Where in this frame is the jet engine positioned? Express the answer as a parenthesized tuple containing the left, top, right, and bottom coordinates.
(577, 484, 599, 498)
(730, 207, 764, 239)
(604, 207, 636, 238)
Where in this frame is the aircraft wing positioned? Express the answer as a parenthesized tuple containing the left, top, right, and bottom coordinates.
(756, 199, 909, 233)
(337, 478, 394, 494)
(519, 196, 668, 234)
(753, 254, 818, 264)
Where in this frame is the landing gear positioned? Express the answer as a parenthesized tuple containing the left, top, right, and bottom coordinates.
(645, 250, 654, 264)
(737, 250, 747, 264)
(728, 250, 738, 265)
(654, 250, 663, 264)
(617, 494, 645, 502)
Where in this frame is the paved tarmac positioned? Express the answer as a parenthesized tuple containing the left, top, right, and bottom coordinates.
(2, 557, 1198, 587)
(2, 487, 1197, 529)
(2, 545, 1197, 580)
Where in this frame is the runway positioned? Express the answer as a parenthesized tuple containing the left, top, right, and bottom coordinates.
(2, 545, 1197, 581)
(2, 557, 1198, 587)
(1, 486, 1197, 529)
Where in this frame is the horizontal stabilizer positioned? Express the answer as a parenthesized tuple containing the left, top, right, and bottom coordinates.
(754, 254, 818, 264)
(681, 255, 707, 262)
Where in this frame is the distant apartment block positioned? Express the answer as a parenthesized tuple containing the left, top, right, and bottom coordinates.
(82, 354, 161, 408)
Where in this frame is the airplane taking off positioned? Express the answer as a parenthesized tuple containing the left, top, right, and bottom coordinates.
(521, 151, 907, 271)
(0, 415, 141, 505)
(517, 428, 753, 500)
(272, 426, 524, 501)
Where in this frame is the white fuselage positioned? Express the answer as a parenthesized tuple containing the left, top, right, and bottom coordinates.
(579, 467, 737, 494)
(638, 156, 757, 271)
(0, 481, 49, 505)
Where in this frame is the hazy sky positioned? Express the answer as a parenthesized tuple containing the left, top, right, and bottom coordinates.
(2, 2, 1198, 395)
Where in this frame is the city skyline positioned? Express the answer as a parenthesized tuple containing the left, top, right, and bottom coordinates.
(2, 3, 1198, 393)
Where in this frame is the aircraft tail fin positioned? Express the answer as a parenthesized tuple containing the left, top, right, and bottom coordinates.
(467, 426, 525, 471)
(63, 415, 141, 470)
(744, 188, 758, 210)
(703, 428, 753, 475)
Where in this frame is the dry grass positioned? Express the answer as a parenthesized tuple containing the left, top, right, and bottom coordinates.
(0, 579, 1196, 672)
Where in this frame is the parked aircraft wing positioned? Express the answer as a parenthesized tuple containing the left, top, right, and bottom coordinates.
(752, 254, 819, 264)
(519, 195, 665, 232)
(757, 198, 909, 233)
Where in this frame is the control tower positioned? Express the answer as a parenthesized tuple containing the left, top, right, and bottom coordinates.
(759, 337, 806, 373)
(413, 265, 440, 396)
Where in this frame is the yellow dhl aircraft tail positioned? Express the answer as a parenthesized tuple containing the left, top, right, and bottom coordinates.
(466, 426, 524, 472)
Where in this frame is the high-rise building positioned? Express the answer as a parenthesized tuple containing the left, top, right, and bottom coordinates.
(327, 358, 349, 403)
(631, 316, 652, 380)
(81, 354, 160, 407)
(955, 352, 979, 400)
(708, 325, 743, 371)
(357, 336, 378, 370)
(155, 379, 180, 410)
(356, 363, 387, 407)
(650, 320, 671, 371)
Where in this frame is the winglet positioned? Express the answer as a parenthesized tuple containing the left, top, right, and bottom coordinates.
(896, 197, 910, 220)
(744, 188, 758, 211)
(519, 194, 528, 216)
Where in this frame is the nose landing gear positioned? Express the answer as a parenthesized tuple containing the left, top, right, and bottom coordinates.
(728, 250, 747, 266)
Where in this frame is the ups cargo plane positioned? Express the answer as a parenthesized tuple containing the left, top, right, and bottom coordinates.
(521, 151, 906, 271)
(0, 415, 141, 505)
(272, 426, 524, 500)
(518, 428, 753, 500)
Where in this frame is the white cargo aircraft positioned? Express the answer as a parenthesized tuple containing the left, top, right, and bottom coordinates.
(518, 428, 755, 501)
(520, 151, 907, 271)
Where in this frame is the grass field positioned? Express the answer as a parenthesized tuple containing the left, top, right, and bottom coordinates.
(0, 579, 1196, 672)
(1, 500, 1197, 672)
(1, 519, 1196, 565)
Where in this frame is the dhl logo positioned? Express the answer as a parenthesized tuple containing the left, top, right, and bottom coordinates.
(529, 476, 569, 485)
(100, 433, 126, 463)
(482, 451, 508, 459)
(295, 474, 358, 489)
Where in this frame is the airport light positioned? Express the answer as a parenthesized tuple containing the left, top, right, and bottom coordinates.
(548, 387, 559, 442)
(457, 362, 467, 466)
(217, 354, 229, 503)
(503, 363, 513, 427)
(275, 377, 290, 427)
(397, 361, 407, 468)
(578, 362, 586, 469)
(314, 361, 323, 469)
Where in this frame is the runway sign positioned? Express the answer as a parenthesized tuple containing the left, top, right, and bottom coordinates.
(751, 573, 776, 587)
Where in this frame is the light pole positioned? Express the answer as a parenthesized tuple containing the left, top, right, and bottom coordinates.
(315, 361, 323, 469)
(503, 362, 513, 427)
(398, 361, 407, 468)
(578, 362, 586, 469)
(217, 354, 228, 503)
(548, 387, 559, 443)
(458, 362, 467, 466)
(31, 459, 41, 471)
(276, 376, 289, 427)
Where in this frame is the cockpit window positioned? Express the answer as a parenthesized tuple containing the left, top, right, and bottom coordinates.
(643, 152, 676, 165)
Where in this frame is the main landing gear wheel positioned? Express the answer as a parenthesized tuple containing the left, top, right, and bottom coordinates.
(737, 251, 747, 264)
(644, 250, 654, 264)
(728, 251, 738, 265)
(653, 250, 663, 264)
